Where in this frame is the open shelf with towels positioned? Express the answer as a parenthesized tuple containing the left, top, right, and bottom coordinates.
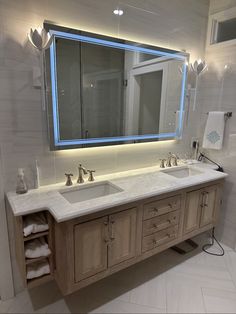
(13, 210, 55, 288)
(23, 231, 49, 242)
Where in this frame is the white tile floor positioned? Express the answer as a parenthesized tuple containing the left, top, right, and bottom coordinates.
(1, 234, 236, 313)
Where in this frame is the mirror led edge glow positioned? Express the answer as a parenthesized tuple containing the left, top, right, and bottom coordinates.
(49, 30, 188, 147)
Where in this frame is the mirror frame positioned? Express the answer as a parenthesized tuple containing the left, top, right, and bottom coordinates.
(46, 26, 189, 149)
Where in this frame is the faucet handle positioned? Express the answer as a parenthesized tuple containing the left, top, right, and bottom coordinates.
(172, 153, 179, 166)
(65, 173, 73, 186)
(87, 170, 95, 182)
(159, 159, 166, 168)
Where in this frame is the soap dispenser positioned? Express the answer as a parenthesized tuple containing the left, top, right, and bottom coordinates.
(16, 168, 28, 194)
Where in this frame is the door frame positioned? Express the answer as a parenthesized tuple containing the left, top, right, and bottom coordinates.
(125, 60, 168, 135)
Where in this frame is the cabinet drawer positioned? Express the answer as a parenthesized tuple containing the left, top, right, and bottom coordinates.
(143, 195, 181, 220)
(142, 225, 178, 253)
(142, 210, 180, 237)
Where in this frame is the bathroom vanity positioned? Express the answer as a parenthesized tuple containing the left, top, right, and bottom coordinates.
(7, 164, 227, 295)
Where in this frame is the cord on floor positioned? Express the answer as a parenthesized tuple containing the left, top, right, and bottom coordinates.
(202, 227, 225, 256)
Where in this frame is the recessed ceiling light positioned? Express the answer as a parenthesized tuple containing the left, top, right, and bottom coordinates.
(113, 9, 123, 16)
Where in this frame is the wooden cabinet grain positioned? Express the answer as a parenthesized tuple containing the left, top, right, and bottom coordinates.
(183, 189, 202, 234)
(108, 208, 137, 267)
(74, 216, 108, 282)
(184, 184, 220, 235)
(74, 207, 137, 282)
(200, 185, 219, 227)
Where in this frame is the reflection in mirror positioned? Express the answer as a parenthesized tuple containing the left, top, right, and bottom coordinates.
(46, 25, 188, 149)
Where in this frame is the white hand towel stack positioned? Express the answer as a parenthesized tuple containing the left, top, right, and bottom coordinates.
(23, 213, 49, 237)
(25, 238, 51, 259)
(27, 260, 50, 280)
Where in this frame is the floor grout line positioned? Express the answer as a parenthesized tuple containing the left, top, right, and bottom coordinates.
(200, 287, 208, 314)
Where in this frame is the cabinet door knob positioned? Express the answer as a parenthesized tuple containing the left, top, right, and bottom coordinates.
(153, 239, 157, 245)
(153, 223, 157, 228)
(153, 207, 158, 212)
(168, 203, 173, 208)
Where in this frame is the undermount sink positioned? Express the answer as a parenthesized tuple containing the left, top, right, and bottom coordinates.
(60, 181, 123, 204)
(163, 167, 203, 178)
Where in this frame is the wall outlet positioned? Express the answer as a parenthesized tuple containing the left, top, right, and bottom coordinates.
(191, 137, 199, 149)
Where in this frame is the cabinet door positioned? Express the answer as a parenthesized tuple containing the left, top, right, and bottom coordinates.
(200, 185, 219, 227)
(74, 216, 108, 282)
(183, 189, 203, 234)
(108, 208, 137, 267)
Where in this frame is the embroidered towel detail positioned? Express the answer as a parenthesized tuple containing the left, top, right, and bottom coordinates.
(207, 130, 221, 144)
(202, 112, 225, 150)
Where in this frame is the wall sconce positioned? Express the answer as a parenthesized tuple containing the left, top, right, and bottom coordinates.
(191, 59, 207, 76)
(28, 27, 52, 51)
(190, 59, 207, 111)
(28, 27, 53, 111)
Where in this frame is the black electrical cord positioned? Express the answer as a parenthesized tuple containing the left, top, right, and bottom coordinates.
(198, 152, 224, 172)
(198, 152, 225, 256)
(202, 227, 225, 256)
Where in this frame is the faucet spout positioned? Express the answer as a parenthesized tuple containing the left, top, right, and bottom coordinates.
(77, 164, 88, 184)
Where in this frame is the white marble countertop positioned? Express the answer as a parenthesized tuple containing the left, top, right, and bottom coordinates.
(6, 162, 227, 222)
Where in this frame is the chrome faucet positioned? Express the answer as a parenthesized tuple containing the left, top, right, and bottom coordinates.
(166, 152, 179, 167)
(77, 164, 88, 184)
(88, 170, 96, 182)
(159, 159, 166, 168)
(171, 153, 179, 166)
(65, 173, 73, 186)
(166, 153, 172, 167)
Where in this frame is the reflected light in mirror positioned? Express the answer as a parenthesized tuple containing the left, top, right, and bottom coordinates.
(113, 9, 124, 16)
(55, 139, 177, 156)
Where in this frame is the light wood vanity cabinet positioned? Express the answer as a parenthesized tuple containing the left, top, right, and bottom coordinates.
(74, 216, 108, 282)
(12, 179, 224, 295)
(108, 208, 137, 267)
(74, 208, 137, 282)
(183, 184, 220, 235)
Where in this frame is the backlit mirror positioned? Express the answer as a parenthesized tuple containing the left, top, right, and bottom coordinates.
(45, 24, 188, 149)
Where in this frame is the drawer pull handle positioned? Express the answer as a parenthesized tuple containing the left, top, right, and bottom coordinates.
(168, 203, 173, 208)
(110, 220, 115, 240)
(153, 239, 157, 245)
(167, 219, 171, 223)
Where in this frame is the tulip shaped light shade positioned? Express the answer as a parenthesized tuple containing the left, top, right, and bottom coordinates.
(28, 27, 52, 51)
(191, 59, 207, 76)
(191, 59, 207, 111)
(28, 27, 53, 111)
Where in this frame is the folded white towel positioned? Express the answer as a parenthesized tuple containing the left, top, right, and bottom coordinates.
(23, 213, 49, 237)
(25, 238, 51, 259)
(26, 260, 50, 280)
(202, 111, 225, 150)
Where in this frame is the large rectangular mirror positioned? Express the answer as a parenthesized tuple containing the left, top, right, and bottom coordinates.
(45, 24, 188, 149)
